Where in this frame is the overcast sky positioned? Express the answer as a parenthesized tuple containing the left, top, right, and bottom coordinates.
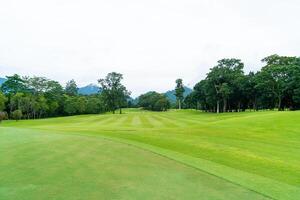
(1, 0, 300, 96)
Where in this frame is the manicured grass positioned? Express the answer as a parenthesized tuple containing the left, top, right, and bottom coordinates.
(1, 109, 300, 199)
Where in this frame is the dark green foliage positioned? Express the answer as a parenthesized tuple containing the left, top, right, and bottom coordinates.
(138, 91, 170, 111)
(0, 73, 131, 120)
(0, 111, 7, 122)
(11, 109, 22, 121)
(1, 55, 300, 118)
(0, 92, 7, 111)
(1, 74, 27, 94)
(186, 55, 300, 112)
(63, 95, 79, 115)
(175, 79, 185, 109)
(86, 96, 104, 113)
(98, 72, 130, 114)
(256, 55, 300, 110)
(65, 79, 78, 96)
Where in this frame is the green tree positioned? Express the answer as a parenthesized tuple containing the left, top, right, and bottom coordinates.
(243, 72, 259, 110)
(11, 109, 22, 121)
(44, 80, 64, 116)
(63, 95, 78, 115)
(184, 91, 197, 109)
(86, 96, 103, 114)
(257, 55, 299, 110)
(10, 92, 24, 113)
(65, 79, 78, 96)
(153, 97, 170, 111)
(26, 76, 48, 94)
(35, 95, 49, 118)
(175, 79, 185, 109)
(19, 94, 32, 119)
(98, 72, 130, 114)
(0, 111, 7, 122)
(1, 74, 27, 94)
(0, 92, 7, 111)
(77, 96, 87, 114)
(206, 58, 244, 113)
(138, 91, 170, 111)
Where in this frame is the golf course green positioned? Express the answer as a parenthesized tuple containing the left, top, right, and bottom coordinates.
(1, 109, 299, 199)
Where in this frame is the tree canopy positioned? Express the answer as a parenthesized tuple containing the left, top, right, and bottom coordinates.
(1, 54, 300, 120)
(185, 55, 300, 112)
(175, 79, 185, 109)
(138, 91, 170, 111)
(98, 72, 130, 114)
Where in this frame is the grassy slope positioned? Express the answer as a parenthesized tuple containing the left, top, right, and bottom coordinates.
(1, 109, 300, 199)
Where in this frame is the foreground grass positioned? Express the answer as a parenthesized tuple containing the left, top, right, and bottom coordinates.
(1, 109, 300, 199)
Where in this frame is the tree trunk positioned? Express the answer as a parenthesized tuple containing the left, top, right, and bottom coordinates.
(119, 107, 122, 114)
(278, 97, 282, 111)
(178, 100, 181, 110)
(223, 98, 227, 112)
(217, 100, 220, 114)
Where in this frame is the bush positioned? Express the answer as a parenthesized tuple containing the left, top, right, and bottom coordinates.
(11, 110, 23, 121)
(0, 111, 8, 122)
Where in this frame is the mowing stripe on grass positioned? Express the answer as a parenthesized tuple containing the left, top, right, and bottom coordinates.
(139, 115, 154, 128)
(145, 115, 164, 127)
(131, 115, 142, 127)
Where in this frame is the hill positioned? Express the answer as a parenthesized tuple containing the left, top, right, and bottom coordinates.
(0, 77, 6, 85)
(78, 84, 101, 95)
(165, 86, 192, 103)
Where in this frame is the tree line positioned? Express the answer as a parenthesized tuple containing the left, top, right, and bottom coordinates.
(0, 72, 131, 121)
(1, 54, 300, 120)
(184, 55, 300, 112)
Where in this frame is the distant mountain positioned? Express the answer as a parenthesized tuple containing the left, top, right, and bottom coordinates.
(164, 86, 193, 103)
(0, 77, 6, 85)
(78, 84, 101, 95)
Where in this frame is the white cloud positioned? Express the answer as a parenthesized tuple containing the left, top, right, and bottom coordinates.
(0, 0, 299, 96)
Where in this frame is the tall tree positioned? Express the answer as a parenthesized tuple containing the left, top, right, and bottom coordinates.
(98, 72, 130, 114)
(10, 92, 24, 113)
(206, 58, 244, 113)
(175, 79, 185, 109)
(65, 79, 78, 96)
(25, 76, 48, 94)
(256, 55, 299, 110)
(1, 74, 27, 94)
(44, 80, 64, 116)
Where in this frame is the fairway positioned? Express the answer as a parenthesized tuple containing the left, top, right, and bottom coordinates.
(1, 110, 300, 199)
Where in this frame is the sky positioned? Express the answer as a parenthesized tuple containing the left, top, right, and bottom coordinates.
(0, 0, 300, 97)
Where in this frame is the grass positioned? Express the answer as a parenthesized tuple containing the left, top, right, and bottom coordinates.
(1, 109, 300, 199)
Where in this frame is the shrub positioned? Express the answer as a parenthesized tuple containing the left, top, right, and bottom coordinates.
(11, 110, 23, 121)
(0, 111, 8, 122)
